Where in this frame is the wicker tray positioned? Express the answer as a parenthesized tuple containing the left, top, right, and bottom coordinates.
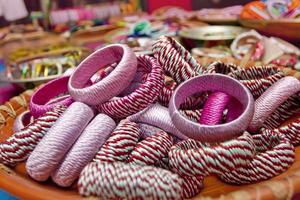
(0, 93, 300, 200)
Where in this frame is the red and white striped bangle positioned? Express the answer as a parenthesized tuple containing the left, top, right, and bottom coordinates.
(78, 161, 183, 199)
(219, 131, 295, 184)
(0, 106, 66, 166)
(128, 130, 173, 166)
(168, 132, 255, 177)
(153, 36, 204, 84)
(94, 120, 141, 163)
(97, 55, 164, 119)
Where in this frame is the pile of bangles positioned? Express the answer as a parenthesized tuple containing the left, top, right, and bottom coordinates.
(1, 35, 300, 199)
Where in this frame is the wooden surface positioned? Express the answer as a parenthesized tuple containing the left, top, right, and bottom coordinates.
(0, 96, 300, 200)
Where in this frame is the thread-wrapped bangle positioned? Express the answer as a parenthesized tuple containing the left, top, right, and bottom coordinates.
(169, 132, 255, 177)
(97, 55, 164, 119)
(128, 130, 173, 166)
(128, 103, 187, 140)
(169, 74, 254, 142)
(26, 102, 94, 181)
(94, 120, 140, 163)
(248, 76, 300, 132)
(0, 106, 66, 166)
(78, 161, 183, 199)
(68, 44, 137, 105)
(219, 131, 295, 184)
(52, 114, 116, 187)
(153, 35, 204, 83)
(13, 110, 33, 132)
(29, 76, 73, 118)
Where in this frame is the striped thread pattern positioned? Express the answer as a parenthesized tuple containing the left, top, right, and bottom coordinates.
(169, 132, 255, 177)
(128, 130, 173, 166)
(78, 161, 183, 199)
(94, 121, 141, 163)
(220, 132, 295, 184)
(181, 176, 204, 199)
(180, 109, 202, 122)
(0, 106, 66, 166)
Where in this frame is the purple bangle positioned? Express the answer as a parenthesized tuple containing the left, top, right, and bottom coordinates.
(13, 110, 33, 132)
(29, 76, 74, 118)
(68, 44, 137, 105)
(169, 74, 254, 142)
(248, 76, 300, 132)
(52, 113, 116, 187)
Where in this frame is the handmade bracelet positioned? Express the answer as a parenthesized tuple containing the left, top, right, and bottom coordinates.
(128, 130, 173, 166)
(94, 120, 140, 163)
(52, 114, 116, 187)
(29, 76, 73, 118)
(97, 55, 164, 118)
(169, 74, 254, 142)
(248, 76, 300, 132)
(26, 102, 94, 181)
(128, 103, 187, 140)
(13, 110, 33, 132)
(0, 106, 66, 166)
(68, 44, 137, 105)
(78, 161, 183, 199)
(219, 131, 295, 184)
(169, 132, 255, 177)
(152, 36, 204, 83)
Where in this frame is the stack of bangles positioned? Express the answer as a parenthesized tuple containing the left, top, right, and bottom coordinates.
(1, 36, 300, 199)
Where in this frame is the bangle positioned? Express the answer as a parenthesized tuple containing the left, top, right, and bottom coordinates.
(128, 103, 188, 140)
(94, 120, 140, 163)
(78, 162, 183, 199)
(169, 132, 255, 177)
(169, 74, 254, 142)
(13, 110, 33, 132)
(29, 76, 73, 118)
(0, 106, 66, 166)
(248, 76, 300, 132)
(52, 113, 116, 187)
(68, 44, 137, 105)
(97, 55, 164, 118)
(26, 102, 94, 181)
(153, 36, 204, 84)
(219, 132, 295, 184)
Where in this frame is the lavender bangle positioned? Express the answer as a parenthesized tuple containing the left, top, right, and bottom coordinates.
(52, 114, 116, 187)
(128, 103, 187, 140)
(68, 44, 137, 105)
(26, 102, 94, 181)
(169, 74, 254, 142)
(30, 76, 73, 118)
(248, 76, 300, 132)
(13, 110, 33, 132)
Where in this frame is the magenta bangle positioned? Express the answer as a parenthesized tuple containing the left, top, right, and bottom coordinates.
(13, 110, 33, 132)
(248, 76, 300, 132)
(26, 102, 94, 181)
(97, 55, 164, 118)
(29, 76, 73, 118)
(169, 74, 254, 142)
(52, 113, 116, 187)
(68, 44, 137, 105)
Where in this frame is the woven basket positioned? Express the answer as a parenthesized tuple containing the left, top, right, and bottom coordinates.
(0, 92, 300, 200)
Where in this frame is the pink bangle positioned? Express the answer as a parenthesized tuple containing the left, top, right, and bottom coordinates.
(169, 132, 255, 177)
(13, 110, 33, 132)
(248, 76, 300, 132)
(128, 103, 188, 140)
(0, 106, 66, 166)
(68, 44, 137, 105)
(29, 76, 73, 118)
(26, 102, 94, 181)
(52, 113, 116, 187)
(220, 132, 295, 184)
(97, 55, 164, 118)
(169, 74, 254, 142)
